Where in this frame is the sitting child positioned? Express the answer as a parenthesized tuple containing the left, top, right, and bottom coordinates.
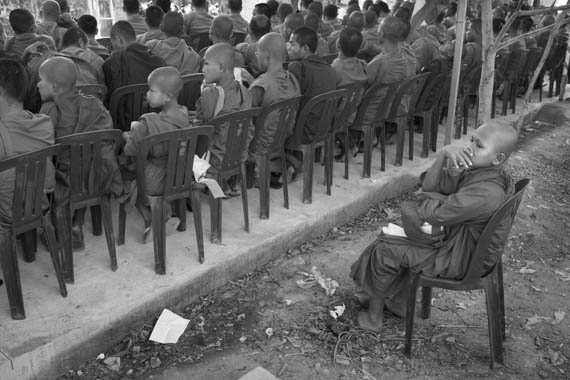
(36, 0, 69, 49)
(273, 3, 293, 36)
(0, 58, 55, 233)
(77, 15, 109, 58)
(206, 15, 245, 68)
(123, 0, 148, 36)
(146, 11, 200, 76)
(362, 10, 381, 51)
(195, 43, 253, 170)
(331, 28, 367, 87)
(323, 4, 342, 32)
(5, 9, 56, 59)
(38, 56, 121, 249)
(282, 13, 304, 42)
(303, 13, 330, 56)
(236, 15, 272, 76)
(136, 5, 165, 45)
(183, 0, 214, 37)
(123, 67, 189, 242)
(351, 121, 519, 332)
(227, 0, 249, 36)
(307, 2, 333, 39)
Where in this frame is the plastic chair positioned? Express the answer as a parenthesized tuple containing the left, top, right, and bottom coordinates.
(230, 32, 247, 46)
(404, 178, 530, 368)
(501, 49, 528, 115)
(190, 32, 211, 52)
(250, 97, 302, 219)
(413, 73, 447, 158)
(208, 108, 261, 243)
(287, 89, 346, 204)
(54, 130, 123, 284)
(333, 82, 366, 180)
(322, 54, 337, 64)
(349, 82, 399, 177)
(385, 73, 430, 166)
(519, 47, 543, 101)
(178, 73, 204, 112)
(118, 126, 213, 273)
(109, 83, 152, 132)
(542, 40, 567, 99)
(458, 65, 482, 137)
(96, 37, 112, 53)
(76, 84, 108, 101)
(491, 51, 512, 119)
(0, 145, 67, 320)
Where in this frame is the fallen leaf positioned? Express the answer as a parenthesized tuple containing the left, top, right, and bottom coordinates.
(445, 336, 456, 344)
(103, 357, 120, 372)
(530, 285, 542, 292)
(519, 267, 536, 274)
(150, 357, 161, 369)
(525, 315, 550, 329)
(239, 336, 247, 343)
(456, 302, 467, 310)
(265, 328, 274, 338)
(548, 349, 566, 366)
(329, 304, 346, 320)
(553, 270, 570, 281)
(552, 311, 566, 325)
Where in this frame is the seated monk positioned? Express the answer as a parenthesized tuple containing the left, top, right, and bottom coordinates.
(236, 15, 272, 76)
(36, 0, 68, 49)
(202, 15, 245, 68)
(136, 5, 165, 45)
(77, 15, 109, 58)
(195, 43, 253, 170)
(123, 67, 189, 242)
(60, 27, 105, 84)
(351, 121, 519, 332)
(5, 9, 56, 59)
(303, 13, 330, 57)
(146, 11, 200, 76)
(38, 56, 122, 249)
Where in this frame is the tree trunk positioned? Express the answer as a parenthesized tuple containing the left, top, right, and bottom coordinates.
(477, 0, 495, 126)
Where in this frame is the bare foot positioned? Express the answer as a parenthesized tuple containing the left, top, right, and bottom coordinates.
(357, 310, 383, 333)
(385, 298, 406, 319)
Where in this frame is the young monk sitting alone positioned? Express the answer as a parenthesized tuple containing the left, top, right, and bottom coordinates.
(38, 56, 122, 249)
(351, 121, 519, 332)
(195, 43, 253, 171)
(123, 67, 189, 242)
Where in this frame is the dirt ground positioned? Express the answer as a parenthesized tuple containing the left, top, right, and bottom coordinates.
(57, 108, 570, 380)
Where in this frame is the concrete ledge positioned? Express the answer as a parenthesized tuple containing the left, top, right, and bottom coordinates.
(0, 131, 468, 380)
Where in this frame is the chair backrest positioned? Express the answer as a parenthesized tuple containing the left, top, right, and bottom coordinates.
(136, 126, 214, 199)
(209, 108, 261, 171)
(460, 65, 482, 96)
(178, 73, 204, 111)
(230, 32, 247, 45)
(322, 54, 337, 65)
(388, 73, 430, 119)
(55, 130, 123, 203)
(0, 144, 61, 234)
(350, 82, 400, 131)
(525, 47, 544, 78)
(437, 73, 453, 108)
(463, 178, 530, 283)
(76, 84, 108, 101)
(334, 82, 366, 132)
(506, 49, 528, 80)
(295, 89, 347, 143)
(494, 51, 512, 84)
(190, 33, 211, 52)
(250, 96, 303, 156)
(109, 83, 151, 131)
(96, 37, 112, 53)
(415, 73, 446, 113)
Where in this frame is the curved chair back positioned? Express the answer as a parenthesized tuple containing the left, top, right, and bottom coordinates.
(96, 37, 112, 53)
(506, 49, 528, 81)
(251, 96, 303, 157)
(322, 54, 337, 64)
(350, 82, 400, 132)
(388, 73, 430, 120)
(109, 83, 151, 131)
(190, 32, 211, 52)
(295, 89, 346, 144)
(136, 126, 214, 200)
(209, 108, 262, 171)
(230, 32, 247, 45)
(334, 82, 366, 133)
(55, 130, 123, 204)
(76, 84, 108, 101)
(494, 51, 512, 85)
(463, 178, 530, 283)
(178, 73, 204, 111)
(415, 73, 446, 113)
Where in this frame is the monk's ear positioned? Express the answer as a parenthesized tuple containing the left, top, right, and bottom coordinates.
(492, 152, 506, 166)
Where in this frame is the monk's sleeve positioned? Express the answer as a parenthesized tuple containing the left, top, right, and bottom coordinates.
(416, 182, 502, 227)
(249, 86, 265, 107)
(123, 120, 148, 157)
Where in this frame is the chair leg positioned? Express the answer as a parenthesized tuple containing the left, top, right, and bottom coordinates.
(210, 190, 222, 244)
(20, 230, 37, 263)
(379, 125, 386, 172)
(0, 231, 25, 319)
(41, 215, 67, 298)
(420, 286, 432, 319)
(404, 271, 421, 358)
(55, 204, 74, 284)
(344, 127, 350, 180)
(258, 155, 270, 220)
(431, 111, 439, 152)
(190, 188, 205, 264)
(485, 273, 504, 368)
(280, 147, 289, 209)
(463, 96, 469, 135)
(91, 205, 102, 236)
(501, 82, 509, 116)
(100, 195, 117, 272)
(419, 114, 428, 158)
(510, 83, 517, 114)
(240, 164, 249, 232)
(325, 136, 333, 196)
(395, 119, 405, 166)
(118, 202, 126, 246)
(497, 260, 506, 341)
(362, 128, 373, 178)
(301, 144, 314, 204)
(149, 196, 166, 275)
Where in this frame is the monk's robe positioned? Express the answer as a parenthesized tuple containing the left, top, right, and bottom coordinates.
(316, 35, 330, 57)
(136, 29, 164, 45)
(229, 13, 249, 35)
(236, 42, 262, 76)
(183, 9, 214, 36)
(87, 37, 109, 57)
(331, 56, 368, 87)
(248, 69, 301, 156)
(146, 37, 200, 76)
(351, 165, 513, 303)
(362, 27, 380, 49)
(195, 80, 253, 169)
(327, 30, 381, 58)
(287, 54, 337, 146)
(123, 106, 190, 196)
(36, 20, 67, 49)
(127, 14, 148, 36)
(411, 34, 442, 70)
(4, 33, 56, 59)
(103, 43, 166, 130)
(61, 46, 105, 83)
(40, 90, 123, 201)
(318, 20, 334, 39)
(0, 111, 55, 232)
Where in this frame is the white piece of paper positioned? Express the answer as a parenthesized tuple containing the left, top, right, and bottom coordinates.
(382, 223, 407, 237)
(193, 154, 225, 199)
(149, 309, 190, 344)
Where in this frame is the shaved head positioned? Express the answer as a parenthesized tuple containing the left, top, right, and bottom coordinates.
(41, 0, 61, 21)
(205, 43, 236, 71)
(478, 121, 518, 157)
(258, 32, 287, 62)
(285, 12, 304, 31)
(111, 20, 136, 43)
(348, 11, 365, 31)
(39, 56, 77, 89)
(148, 66, 183, 97)
(379, 15, 407, 42)
(210, 15, 234, 41)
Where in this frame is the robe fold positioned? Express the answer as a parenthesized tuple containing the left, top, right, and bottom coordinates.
(146, 37, 200, 76)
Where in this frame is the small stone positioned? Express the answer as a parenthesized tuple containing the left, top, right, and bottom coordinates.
(150, 357, 161, 369)
(132, 345, 141, 353)
(127, 369, 133, 376)
(77, 370, 83, 376)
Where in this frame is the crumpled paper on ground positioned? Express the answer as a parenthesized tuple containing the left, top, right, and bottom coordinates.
(149, 309, 190, 344)
(193, 154, 225, 198)
(296, 266, 339, 296)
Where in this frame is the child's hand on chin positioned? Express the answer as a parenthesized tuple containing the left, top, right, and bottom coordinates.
(442, 145, 473, 169)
